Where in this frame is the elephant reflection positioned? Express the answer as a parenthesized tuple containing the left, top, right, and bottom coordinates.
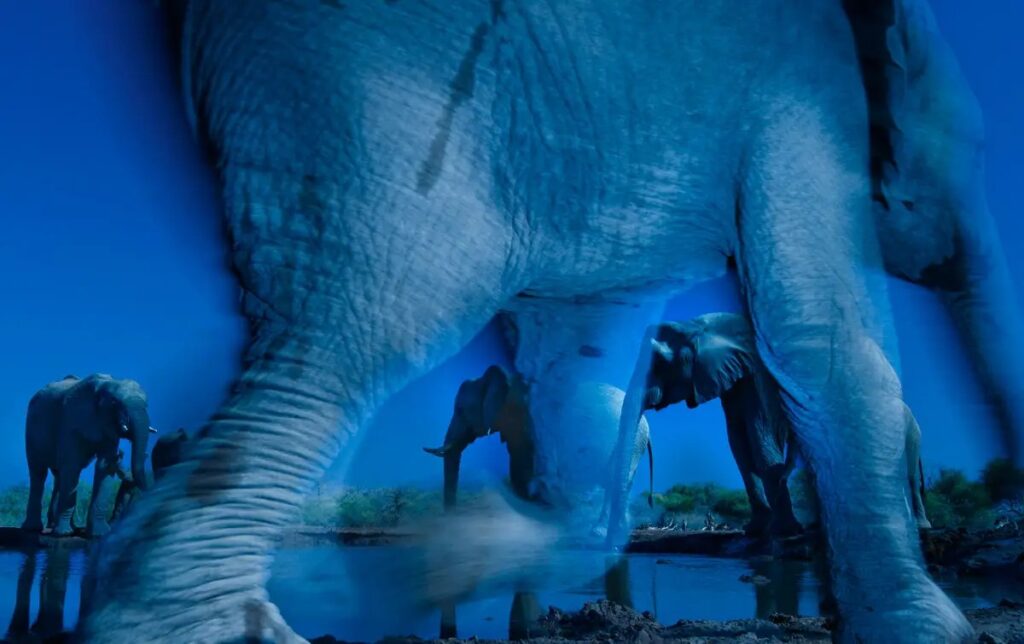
(6, 548, 76, 641)
(424, 366, 652, 517)
(640, 313, 930, 534)
(22, 374, 154, 537)
(437, 556, 633, 640)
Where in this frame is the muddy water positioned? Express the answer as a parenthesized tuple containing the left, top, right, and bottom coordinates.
(0, 546, 1018, 641)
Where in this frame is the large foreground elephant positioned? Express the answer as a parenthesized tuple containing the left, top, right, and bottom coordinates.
(82, 1, 1022, 641)
(22, 374, 153, 538)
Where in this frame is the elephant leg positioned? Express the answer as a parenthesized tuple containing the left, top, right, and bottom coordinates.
(53, 467, 80, 537)
(762, 464, 802, 537)
(46, 481, 59, 530)
(86, 455, 117, 537)
(81, 177, 523, 640)
(21, 462, 46, 532)
(737, 106, 970, 642)
(514, 298, 665, 536)
(724, 415, 771, 536)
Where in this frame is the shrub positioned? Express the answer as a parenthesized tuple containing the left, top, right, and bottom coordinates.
(925, 469, 991, 528)
(980, 458, 1024, 503)
(711, 488, 751, 522)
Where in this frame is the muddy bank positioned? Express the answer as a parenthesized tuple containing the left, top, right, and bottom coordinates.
(310, 598, 1024, 643)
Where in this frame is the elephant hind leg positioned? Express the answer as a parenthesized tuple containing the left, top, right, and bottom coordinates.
(737, 105, 970, 642)
(21, 464, 46, 532)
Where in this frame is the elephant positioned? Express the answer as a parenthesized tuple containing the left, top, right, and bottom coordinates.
(423, 366, 535, 509)
(82, 1, 1022, 641)
(151, 428, 190, 481)
(641, 312, 931, 536)
(22, 374, 153, 538)
(424, 366, 653, 517)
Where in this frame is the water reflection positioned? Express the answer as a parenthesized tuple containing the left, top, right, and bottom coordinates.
(5, 546, 83, 643)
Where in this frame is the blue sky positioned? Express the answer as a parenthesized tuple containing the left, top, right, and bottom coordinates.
(0, 2, 1020, 494)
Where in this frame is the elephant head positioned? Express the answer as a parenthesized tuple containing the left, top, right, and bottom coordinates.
(644, 313, 757, 412)
(424, 365, 515, 509)
(846, 0, 1024, 462)
(71, 375, 154, 491)
(151, 428, 190, 481)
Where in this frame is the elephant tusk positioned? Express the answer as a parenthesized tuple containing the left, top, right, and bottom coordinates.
(149, 427, 158, 434)
(120, 423, 129, 434)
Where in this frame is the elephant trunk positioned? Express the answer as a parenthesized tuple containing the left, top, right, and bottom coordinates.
(606, 327, 658, 546)
(937, 203, 1024, 462)
(442, 451, 462, 512)
(128, 407, 152, 491)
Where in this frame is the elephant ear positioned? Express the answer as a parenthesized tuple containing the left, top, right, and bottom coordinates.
(481, 365, 511, 431)
(841, 0, 910, 209)
(691, 331, 754, 406)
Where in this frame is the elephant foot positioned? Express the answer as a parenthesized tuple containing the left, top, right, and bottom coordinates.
(87, 593, 304, 644)
(834, 575, 972, 643)
(20, 519, 43, 533)
(51, 523, 75, 538)
(86, 521, 110, 539)
(769, 518, 803, 539)
(743, 516, 771, 538)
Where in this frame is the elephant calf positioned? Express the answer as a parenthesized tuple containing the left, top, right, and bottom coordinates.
(641, 313, 930, 536)
(22, 374, 153, 537)
(425, 365, 652, 518)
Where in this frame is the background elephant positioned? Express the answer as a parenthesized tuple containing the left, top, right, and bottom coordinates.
(85, 1, 1020, 640)
(640, 313, 931, 535)
(424, 366, 653, 518)
(150, 427, 190, 481)
(423, 366, 534, 509)
(22, 373, 152, 537)
(644, 313, 802, 538)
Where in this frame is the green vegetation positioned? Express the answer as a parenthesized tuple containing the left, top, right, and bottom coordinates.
(0, 458, 1016, 531)
(0, 482, 98, 528)
(634, 459, 1023, 531)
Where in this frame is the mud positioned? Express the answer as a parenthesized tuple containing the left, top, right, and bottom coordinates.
(311, 599, 1024, 643)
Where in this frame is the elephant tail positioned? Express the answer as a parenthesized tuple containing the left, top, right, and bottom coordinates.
(647, 437, 654, 508)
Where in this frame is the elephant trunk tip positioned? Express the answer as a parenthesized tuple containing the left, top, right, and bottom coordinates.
(423, 445, 447, 457)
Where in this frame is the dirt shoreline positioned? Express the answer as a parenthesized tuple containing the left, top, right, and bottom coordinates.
(308, 599, 1024, 643)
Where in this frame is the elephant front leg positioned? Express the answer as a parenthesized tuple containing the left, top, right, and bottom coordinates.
(723, 414, 772, 537)
(738, 109, 970, 642)
(86, 455, 116, 537)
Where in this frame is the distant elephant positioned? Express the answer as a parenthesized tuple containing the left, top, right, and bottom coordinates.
(424, 366, 652, 518)
(423, 366, 534, 509)
(22, 374, 153, 537)
(151, 428, 190, 481)
(640, 313, 929, 534)
(85, 2, 1022, 640)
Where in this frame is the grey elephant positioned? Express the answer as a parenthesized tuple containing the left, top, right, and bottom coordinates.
(641, 313, 931, 536)
(83, 1, 1021, 641)
(423, 366, 535, 509)
(22, 374, 153, 538)
(424, 366, 653, 521)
